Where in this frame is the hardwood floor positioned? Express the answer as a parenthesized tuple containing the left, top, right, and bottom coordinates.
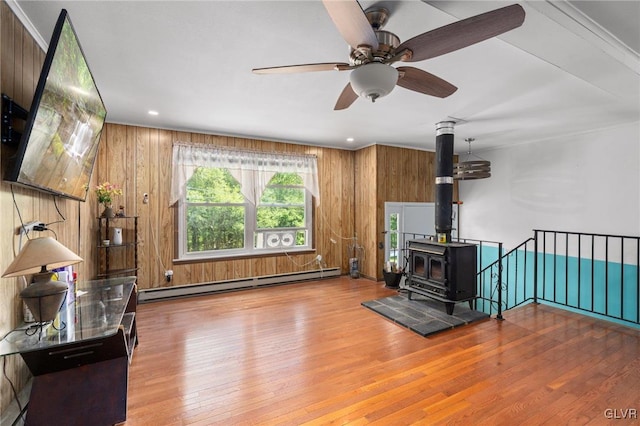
(125, 276, 640, 425)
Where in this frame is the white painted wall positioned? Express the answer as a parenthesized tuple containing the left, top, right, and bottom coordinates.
(459, 122, 640, 249)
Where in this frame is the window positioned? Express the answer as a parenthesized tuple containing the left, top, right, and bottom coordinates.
(388, 212, 399, 264)
(172, 144, 318, 260)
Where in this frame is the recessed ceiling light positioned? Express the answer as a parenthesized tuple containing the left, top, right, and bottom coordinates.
(346, 137, 354, 143)
(148, 110, 159, 116)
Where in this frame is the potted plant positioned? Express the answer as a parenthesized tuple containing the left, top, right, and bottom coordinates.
(95, 182, 123, 218)
(382, 262, 403, 289)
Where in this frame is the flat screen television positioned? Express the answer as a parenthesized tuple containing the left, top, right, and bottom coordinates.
(4, 9, 106, 201)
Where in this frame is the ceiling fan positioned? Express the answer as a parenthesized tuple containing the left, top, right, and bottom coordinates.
(252, 0, 525, 110)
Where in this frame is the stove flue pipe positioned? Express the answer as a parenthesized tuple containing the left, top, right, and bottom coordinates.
(435, 121, 455, 243)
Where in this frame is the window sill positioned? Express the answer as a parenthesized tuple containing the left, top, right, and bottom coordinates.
(173, 248, 317, 265)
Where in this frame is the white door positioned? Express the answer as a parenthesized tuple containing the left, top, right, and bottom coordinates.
(384, 202, 459, 270)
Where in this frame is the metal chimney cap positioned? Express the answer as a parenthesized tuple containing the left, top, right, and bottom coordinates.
(435, 121, 455, 136)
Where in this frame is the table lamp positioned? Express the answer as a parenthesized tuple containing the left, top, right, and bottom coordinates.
(2, 237, 83, 323)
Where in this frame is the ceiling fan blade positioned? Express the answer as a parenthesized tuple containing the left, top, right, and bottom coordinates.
(253, 63, 351, 74)
(322, 0, 379, 51)
(334, 83, 358, 110)
(396, 67, 457, 98)
(397, 4, 525, 63)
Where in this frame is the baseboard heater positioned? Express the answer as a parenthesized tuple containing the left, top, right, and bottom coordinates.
(138, 267, 341, 303)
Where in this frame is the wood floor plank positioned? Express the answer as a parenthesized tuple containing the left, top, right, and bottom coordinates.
(123, 277, 640, 425)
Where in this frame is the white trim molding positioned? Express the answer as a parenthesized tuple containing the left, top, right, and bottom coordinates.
(5, 0, 48, 50)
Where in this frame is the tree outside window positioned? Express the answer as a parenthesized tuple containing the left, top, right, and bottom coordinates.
(185, 167, 245, 252)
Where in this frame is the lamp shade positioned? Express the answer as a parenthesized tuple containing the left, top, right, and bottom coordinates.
(2, 237, 83, 278)
(350, 63, 398, 102)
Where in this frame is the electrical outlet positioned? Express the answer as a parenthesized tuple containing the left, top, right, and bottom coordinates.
(143, 193, 149, 204)
(164, 269, 173, 282)
(17, 221, 45, 235)
(316, 254, 322, 262)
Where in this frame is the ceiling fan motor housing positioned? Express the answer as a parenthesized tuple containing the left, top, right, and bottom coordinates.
(350, 30, 400, 65)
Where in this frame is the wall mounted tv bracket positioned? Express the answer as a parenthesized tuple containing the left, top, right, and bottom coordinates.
(2, 93, 28, 145)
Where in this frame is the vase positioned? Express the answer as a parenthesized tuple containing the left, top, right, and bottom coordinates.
(101, 205, 115, 218)
(113, 227, 123, 245)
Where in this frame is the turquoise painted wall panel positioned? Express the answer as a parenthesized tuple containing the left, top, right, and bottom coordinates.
(474, 245, 639, 327)
(538, 253, 639, 323)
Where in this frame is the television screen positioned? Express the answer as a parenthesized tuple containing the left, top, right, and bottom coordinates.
(4, 9, 106, 201)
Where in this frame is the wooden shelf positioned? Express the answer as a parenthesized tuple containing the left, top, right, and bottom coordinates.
(98, 216, 138, 280)
(97, 267, 139, 278)
(98, 241, 138, 249)
(120, 312, 137, 362)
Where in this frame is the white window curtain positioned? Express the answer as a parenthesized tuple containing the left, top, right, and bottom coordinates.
(171, 142, 320, 206)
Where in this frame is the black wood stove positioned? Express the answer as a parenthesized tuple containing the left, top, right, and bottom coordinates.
(406, 239, 477, 315)
(403, 121, 478, 315)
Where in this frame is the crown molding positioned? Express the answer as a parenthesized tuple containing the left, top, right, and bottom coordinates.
(526, 0, 639, 73)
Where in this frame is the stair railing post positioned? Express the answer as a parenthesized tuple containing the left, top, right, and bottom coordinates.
(497, 242, 504, 320)
(534, 230, 539, 304)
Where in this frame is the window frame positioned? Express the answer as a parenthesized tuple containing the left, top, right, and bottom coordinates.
(177, 170, 314, 261)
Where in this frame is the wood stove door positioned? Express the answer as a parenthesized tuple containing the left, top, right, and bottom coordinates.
(428, 256, 446, 285)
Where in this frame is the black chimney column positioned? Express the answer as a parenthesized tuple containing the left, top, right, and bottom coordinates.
(435, 121, 455, 243)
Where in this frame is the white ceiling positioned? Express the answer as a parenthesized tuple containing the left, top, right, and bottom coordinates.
(11, 0, 640, 153)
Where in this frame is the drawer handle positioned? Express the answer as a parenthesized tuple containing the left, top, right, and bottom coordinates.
(64, 351, 95, 359)
(49, 342, 103, 356)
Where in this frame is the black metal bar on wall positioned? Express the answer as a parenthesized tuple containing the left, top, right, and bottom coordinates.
(544, 232, 549, 300)
(553, 232, 557, 302)
(605, 236, 609, 316)
(565, 234, 569, 306)
(621, 238, 624, 319)
(591, 235, 595, 312)
(578, 234, 582, 310)
(514, 247, 519, 305)
(534, 231, 538, 304)
(497, 242, 503, 320)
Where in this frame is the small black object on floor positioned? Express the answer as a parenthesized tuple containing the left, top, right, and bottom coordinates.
(361, 293, 490, 337)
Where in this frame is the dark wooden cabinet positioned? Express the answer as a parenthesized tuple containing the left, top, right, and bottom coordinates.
(0, 277, 138, 425)
(98, 216, 139, 279)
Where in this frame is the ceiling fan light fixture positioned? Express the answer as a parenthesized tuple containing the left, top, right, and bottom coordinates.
(349, 63, 398, 102)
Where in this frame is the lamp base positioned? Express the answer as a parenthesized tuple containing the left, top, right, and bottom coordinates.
(21, 278, 68, 323)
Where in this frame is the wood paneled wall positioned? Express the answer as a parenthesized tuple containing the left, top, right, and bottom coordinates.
(0, 2, 97, 413)
(97, 127, 451, 287)
(355, 145, 458, 280)
(95, 124, 356, 290)
(354, 145, 377, 279)
(98, 134, 452, 287)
